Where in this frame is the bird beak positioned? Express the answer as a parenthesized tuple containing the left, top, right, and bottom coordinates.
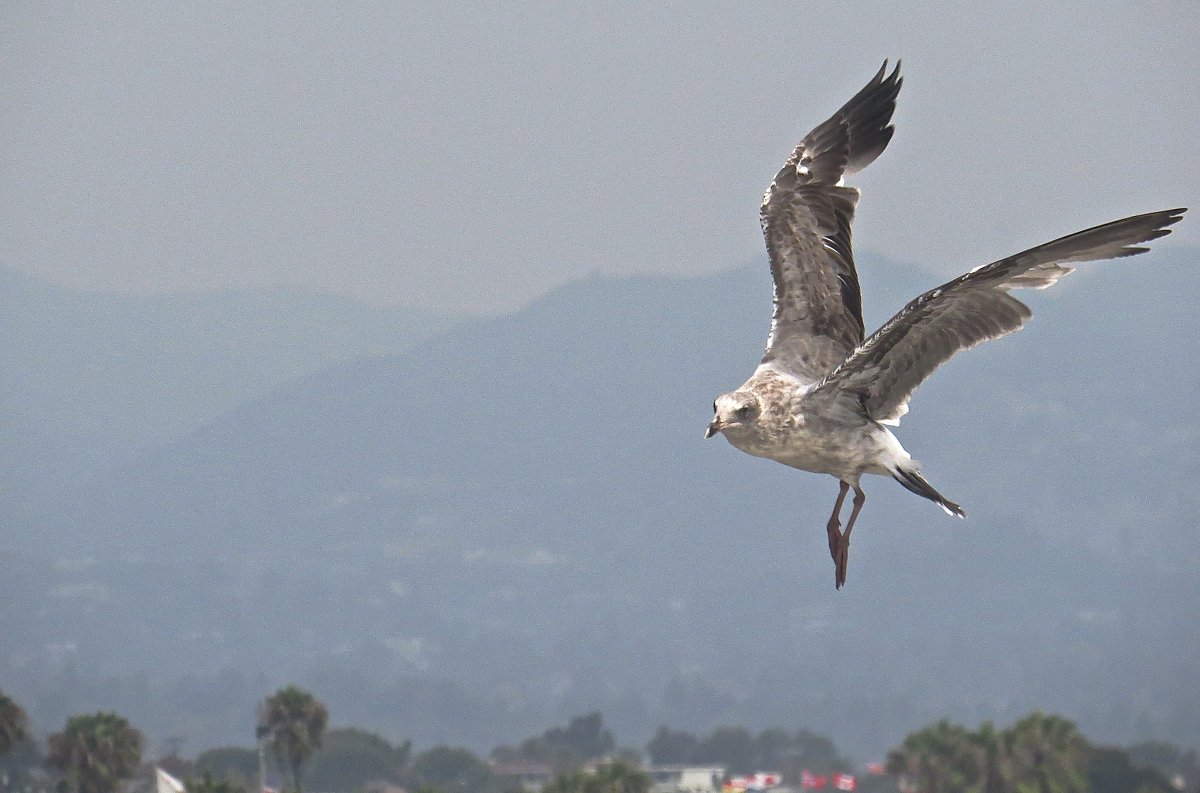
(705, 418, 723, 439)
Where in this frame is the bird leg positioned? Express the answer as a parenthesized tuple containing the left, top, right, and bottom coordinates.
(826, 481, 850, 566)
(834, 485, 867, 589)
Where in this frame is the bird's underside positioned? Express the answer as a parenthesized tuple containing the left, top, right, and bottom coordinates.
(704, 60, 1186, 589)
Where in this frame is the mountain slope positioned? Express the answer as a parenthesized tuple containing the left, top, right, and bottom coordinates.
(5, 250, 1198, 759)
(0, 265, 453, 490)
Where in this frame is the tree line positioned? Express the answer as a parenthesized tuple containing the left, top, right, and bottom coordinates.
(884, 712, 1198, 793)
(1, 687, 1197, 793)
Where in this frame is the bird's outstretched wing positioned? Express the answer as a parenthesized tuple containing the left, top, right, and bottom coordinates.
(813, 208, 1187, 424)
(758, 61, 902, 384)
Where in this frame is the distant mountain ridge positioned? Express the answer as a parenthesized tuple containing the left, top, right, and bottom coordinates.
(3, 250, 1198, 761)
(0, 264, 454, 489)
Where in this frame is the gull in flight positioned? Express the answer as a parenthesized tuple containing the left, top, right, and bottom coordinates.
(704, 61, 1185, 589)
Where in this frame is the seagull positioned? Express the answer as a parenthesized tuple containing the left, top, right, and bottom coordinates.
(704, 61, 1186, 589)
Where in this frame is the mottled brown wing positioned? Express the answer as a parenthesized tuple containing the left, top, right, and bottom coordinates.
(758, 61, 902, 384)
(814, 208, 1187, 423)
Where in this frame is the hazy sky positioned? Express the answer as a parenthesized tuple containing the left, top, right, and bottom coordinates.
(3, 3, 1197, 314)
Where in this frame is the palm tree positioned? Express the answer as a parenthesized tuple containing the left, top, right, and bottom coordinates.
(256, 686, 328, 793)
(46, 712, 144, 793)
(887, 720, 979, 793)
(968, 721, 1014, 793)
(1004, 712, 1087, 793)
(0, 691, 29, 755)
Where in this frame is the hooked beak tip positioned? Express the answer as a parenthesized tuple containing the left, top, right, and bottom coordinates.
(704, 421, 721, 439)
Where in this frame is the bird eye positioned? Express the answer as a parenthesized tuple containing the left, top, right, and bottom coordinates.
(712, 400, 718, 413)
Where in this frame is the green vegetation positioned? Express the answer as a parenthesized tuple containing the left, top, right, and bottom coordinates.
(887, 712, 1175, 793)
(0, 690, 29, 756)
(492, 713, 617, 771)
(45, 712, 144, 793)
(1125, 743, 1200, 789)
(0, 687, 1194, 793)
(256, 686, 329, 793)
(197, 726, 416, 793)
(185, 769, 247, 793)
(194, 746, 260, 788)
(1086, 746, 1174, 793)
(542, 761, 650, 793)
(409, 746, 497, 793)
(646, 725, 850, 778)
(306, 728, 411, 792)
(0, 691, 42, 793)
(888, 719, 980, 792)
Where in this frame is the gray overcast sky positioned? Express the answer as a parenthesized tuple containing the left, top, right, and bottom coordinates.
(3, 3, 1197, 314)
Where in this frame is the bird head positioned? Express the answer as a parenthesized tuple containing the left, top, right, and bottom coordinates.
(706, 391, 761, 438)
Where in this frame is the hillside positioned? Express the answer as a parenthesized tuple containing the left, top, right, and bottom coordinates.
(0, 265, 452, 490)
(3, 250, 1197, 759)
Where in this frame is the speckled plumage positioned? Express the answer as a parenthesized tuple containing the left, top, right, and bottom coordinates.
(706, 61, 1186, 589)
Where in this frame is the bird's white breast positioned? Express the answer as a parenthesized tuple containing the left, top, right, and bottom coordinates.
(720, 374, 906, 481)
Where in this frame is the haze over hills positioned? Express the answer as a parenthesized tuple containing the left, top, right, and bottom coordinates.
(0, 264, 452, 491)
(2, 250, 1198, 761)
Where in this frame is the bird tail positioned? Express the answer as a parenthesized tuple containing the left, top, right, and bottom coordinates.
(892, 463, 966, 518)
